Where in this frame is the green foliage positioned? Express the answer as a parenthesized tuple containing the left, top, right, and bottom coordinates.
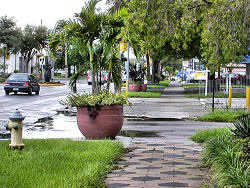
(230, 114, 250, 139)
(0, 15, 22, 52)
(195, 110, 246, 122)
(122, 90, 161, 98)
(182, 83, 205, 88)
(191, 128, 231, 143)
(61, 91, 129, 107)
(159, 80, 171, 87)
(201, 136, 249, 187)
(0, 139, 125, 187)
(200, 0, 249, 70)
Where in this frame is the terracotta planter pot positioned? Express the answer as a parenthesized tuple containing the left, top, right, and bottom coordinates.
(129, 84, 141, 92)
(77, 105, 123, 139)
(140, 84, 147, 92)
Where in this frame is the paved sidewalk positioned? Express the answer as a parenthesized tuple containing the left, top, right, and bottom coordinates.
(105, 142, 209, 188)
(105, 82, 224, 187)
(124, 84, 210, 120)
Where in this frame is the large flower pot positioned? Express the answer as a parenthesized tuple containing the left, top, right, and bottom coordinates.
(140, 84, 147, 92)
(77, 105, 123, 139)
(129, 84, 141, 92)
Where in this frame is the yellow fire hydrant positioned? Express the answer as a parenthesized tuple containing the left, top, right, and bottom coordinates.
(4, 109, 25, 149)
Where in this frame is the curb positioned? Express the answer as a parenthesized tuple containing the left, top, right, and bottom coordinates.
(39, 83, 65, 86)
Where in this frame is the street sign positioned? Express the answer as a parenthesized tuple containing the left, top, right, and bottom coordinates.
(120, 42, 127, 51)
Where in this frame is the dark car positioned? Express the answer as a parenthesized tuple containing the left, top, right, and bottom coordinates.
(4, 73, 40, 95)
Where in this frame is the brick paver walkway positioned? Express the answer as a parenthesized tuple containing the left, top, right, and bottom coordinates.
(105, 142, 209, 188)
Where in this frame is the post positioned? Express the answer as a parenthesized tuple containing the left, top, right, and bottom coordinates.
(229, 86, 232, 108)
(3, 44, 7, 79)
(212, 72, 215, 112)
(126, 42, 130, 97)
(65, 42, 68, 78)
(246, 87, 250, 111)
(205, 67, 208, 96)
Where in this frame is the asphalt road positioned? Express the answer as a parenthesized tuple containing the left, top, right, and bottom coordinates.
(0, 79, 92, 135)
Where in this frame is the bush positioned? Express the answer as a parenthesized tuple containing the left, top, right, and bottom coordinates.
(202, 136, 249, 187)
(230, 114, 250, 139)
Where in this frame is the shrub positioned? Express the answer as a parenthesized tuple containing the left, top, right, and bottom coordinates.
(230, 114, 250, 139)
(202, 136, 249, 187)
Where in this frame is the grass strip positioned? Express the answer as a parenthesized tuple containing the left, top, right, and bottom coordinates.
(0, 139, 125, 188)
(190, 128, 231, 143)
(147, 85, 166, 88)
(122, 90, 161, 98)
(159, 80, 171, 86)
(186, 93, 246, 98)
(195, 110, 247, 122)
(182, 83, 205, 88)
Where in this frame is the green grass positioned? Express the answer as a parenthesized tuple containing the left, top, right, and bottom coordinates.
(221, 84, 247, 88)
(159, 80, 171, 86)
(192, 129, 250, 187)
(186, 93, 246, 98)
(122, 90, 161, 98)
(0, 139, 125, 188)
(191, 128, 231, 143)
(195, 110, 247, 122)
(147, 84, 166, 88)
(182, 83, 205, 88)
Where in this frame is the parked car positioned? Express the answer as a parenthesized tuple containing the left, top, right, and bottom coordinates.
(87, 71, 105, 85)
(216, 73, 246, 84)
(4, 73, 40, 95)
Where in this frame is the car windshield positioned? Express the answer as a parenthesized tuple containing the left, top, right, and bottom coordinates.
(8, 74, 29, 81)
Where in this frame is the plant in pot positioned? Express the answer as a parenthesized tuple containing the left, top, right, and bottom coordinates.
(61, 91, 129, 139)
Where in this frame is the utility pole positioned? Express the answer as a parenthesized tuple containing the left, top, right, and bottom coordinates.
(126, 42, 130, 97)
(3, 44, 7, 79)
(65, 42, 68, 78)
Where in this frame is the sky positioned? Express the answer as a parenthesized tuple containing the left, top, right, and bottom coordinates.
(0, 0, 108, 29)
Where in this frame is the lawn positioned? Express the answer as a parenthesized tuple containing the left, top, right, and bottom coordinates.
(186, 93, 246, 98)
(122, 90, 161, 98)
(0, 139, 125, 188)
(195, 110, 247, 122)
(182, 83, 205, 88)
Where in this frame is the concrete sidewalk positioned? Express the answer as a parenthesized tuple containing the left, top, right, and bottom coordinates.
(124, 86, 210, 120)
(105, 82, 229, 188)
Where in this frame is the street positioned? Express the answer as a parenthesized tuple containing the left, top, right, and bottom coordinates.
(0, 79, 92, 136)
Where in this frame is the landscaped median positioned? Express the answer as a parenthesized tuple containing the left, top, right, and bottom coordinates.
(39, 82, 65, 86)
(0, 139, 126, 187)
(191, 119, 250, 188)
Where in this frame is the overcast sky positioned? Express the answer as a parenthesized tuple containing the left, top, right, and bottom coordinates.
(0, 0, 108, 29)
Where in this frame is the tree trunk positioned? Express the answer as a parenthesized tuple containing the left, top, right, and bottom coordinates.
(152, 60, 159, 83)
(106, 71, 112, 93)
(88, 42, 97, 94)
(158, 62, 162, 81)
(146, 54, 151, 81)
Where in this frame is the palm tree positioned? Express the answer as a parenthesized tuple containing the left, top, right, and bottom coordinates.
(50, 0, 125, 94)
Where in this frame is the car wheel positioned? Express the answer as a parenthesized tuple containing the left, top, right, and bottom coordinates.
(36, 91, 39, 95)
(28, 88, 32, 95)
(5, 91, 9, 95)
(88, 82, 92, 85)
